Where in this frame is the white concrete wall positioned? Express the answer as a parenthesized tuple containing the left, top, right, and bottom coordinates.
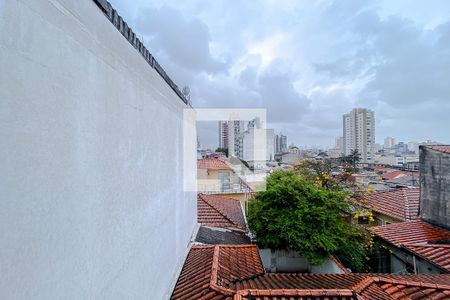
(260, 249, 345, 274)
(0, 1, 197, 299)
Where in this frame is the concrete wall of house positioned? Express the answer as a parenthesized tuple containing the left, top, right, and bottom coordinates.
(0, 1, 197, 299)
(389, 247, 444, 274)
(376, 242, 445, 274)
(420, 146, 450, 229)
(198, 169, 236, 192)
(259, 249, 346, 274)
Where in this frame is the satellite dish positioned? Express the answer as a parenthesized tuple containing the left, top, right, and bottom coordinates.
(182, 86, 190, 97)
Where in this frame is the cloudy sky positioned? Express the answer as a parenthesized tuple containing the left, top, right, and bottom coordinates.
(110, 0, 450, 149)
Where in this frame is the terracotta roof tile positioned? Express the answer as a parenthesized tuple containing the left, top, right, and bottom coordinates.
(372, 219, 450, 247)
(198, 158, 232, 170)
(382, 170, 417, 180)
(403, 243, 450, 272)
(196, 226, 251, 245)
(171, 245, 264, 300)
(363, 188, 420, 222)
(426, 145, 450, 155)
(198, 194, 246, 231)
(172, 248, 450, 300)
(357, 276, 450, 300)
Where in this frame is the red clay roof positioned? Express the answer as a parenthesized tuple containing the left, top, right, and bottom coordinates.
(198, 158, 232, 170)
(381, 170, 417, 180)
(372, 219, 450, 247)
(197, 194, 246, 231)
(363, 188, 420, 222)
(170, 244, 264, 300)
(356, 276, 450, 300)
(403, 244, 450, 272)
(427, 145, 450, 155)
(172, 250, 450, 300)
(234, 274, 450, 300)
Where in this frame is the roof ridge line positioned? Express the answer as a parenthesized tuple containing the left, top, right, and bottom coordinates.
(351, 276, 375, 293)
(201, 195, 244, 230)
(403, 189, 410, 221)
(371, 276, 450, 290)
(234, 288, 355, 298)
(209, 245, 235, 295)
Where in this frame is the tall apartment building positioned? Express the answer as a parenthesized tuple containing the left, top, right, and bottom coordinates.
(335, 136, 344, 151)
(343, 108, 375, 163)
(384, 137, 396, 149)
(242, 127, 275, 168)
(228, 120, 245, 157)
(275, 133, 287, 154)
(218, 121, 229, 149)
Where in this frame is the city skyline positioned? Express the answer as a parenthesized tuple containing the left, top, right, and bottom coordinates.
(111, 0, 450, 148)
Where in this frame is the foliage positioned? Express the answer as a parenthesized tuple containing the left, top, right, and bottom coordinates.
(293, 160, 337, 189)
(248, 170, 368, 266)
(215, 147, 228, 156)
(341, 149, 361, 171)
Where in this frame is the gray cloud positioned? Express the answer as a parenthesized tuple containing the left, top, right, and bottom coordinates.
(110, 0, 450, 148)
(136, 6, 228, 74)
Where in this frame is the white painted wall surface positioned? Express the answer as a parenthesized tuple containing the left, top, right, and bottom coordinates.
(0, 0, 197, 299)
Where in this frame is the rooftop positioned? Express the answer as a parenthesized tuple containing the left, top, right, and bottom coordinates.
(198, 158, 232, 170)
(170, 244, 264, 300)
(195, 226, 251, 245)
(403, 243, 450, 272)
(372, 219, 450, 247)
(171, 244, 450, 299)
(381, 170, 417, 180)
(425, 145, 450, 155)
(364, 188, 420, 222)
(197, 194, 246, 231)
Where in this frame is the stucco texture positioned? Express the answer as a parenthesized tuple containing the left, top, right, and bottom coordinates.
(0, 0, 197, 299)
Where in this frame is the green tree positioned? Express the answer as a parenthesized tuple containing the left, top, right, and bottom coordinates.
(248, 170, 367, 268)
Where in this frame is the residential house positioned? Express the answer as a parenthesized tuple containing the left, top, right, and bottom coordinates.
(356, 188, 420, 226)
(197, 158, 238, 193)
(371, 145, 450, 274)
(195, 194, 250, 245)
(197, 158, 253, 211)
(171, 244, 450, 299)
(420, 145, 450, 229)
(373, 220, 450, 274)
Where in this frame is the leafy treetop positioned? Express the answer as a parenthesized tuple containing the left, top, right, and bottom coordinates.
(248, 170, 367, 267)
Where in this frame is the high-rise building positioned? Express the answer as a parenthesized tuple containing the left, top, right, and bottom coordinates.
(228, 120, 245, 157)
(218, 121, 229, 149)
(275, 133, 288, 154)
(335, 136, 343, 151)
(242, 127, 275, 168)
(384, 137, 396, 149)
(342, 108, 375, 163)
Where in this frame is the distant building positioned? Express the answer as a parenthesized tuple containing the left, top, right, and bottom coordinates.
(408, 141, 419, 154)
(343, 108, 375, 163)
(335, 136, 343, 151)
(218, 121, 229, 149)
(275, 133, 288, 154)
(242, 127, 275, 168)
(228, 120, 245, 157)
(384, 137, 396, 149)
